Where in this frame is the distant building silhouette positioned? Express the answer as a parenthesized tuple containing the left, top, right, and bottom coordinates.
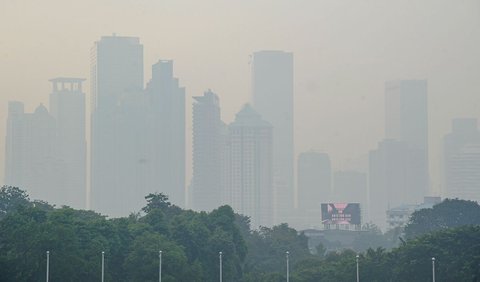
(332, 170, 367, 223)
(296, 151, 331, 229)
(332, 170, 367, 205)
(5, 102, 59, 203)
(191, 90, 224, 211)
(49, 78, 86, 209)
(385, 80, 429, 203)
(225, 104, 273, 228)
(252, 50, 294, 224)
(90, 35, 145, 216)
(444, 118, 480, 202)
(145, 60, 186, 208)
(369, 139, 411, 230)
(369, 80, 429, 230)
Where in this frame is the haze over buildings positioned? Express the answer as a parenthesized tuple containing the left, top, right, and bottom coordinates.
(444, 119, 480, 202)
(5, 78, 86, 209)
(2, 1, 480, 230)
(224, 104, 274, 228)
(90, 35, 146, 215)
(191, 90, 224, 211)
(252, 50, 294, 224)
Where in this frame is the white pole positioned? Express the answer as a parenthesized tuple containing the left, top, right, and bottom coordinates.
(159, 251, 162, 282)
(219, 251, 223, 282)
(46, 251, 50, 282)
(101, 251, 105, 282)
(432, 257, 435, 282)
(356, 254, 359, 282)
(286, 251, 290, 282)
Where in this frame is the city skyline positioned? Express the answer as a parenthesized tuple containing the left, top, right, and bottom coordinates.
(2, 1, 479, 198)
(3, 35, 480, 226)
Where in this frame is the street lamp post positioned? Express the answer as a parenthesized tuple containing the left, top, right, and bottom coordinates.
(219, 251, 223, 282)
(101, 251, 105, 282)
(432, 257, 436, 282)
(356, 254, 359, 282)
(286, 251, 290, 282)
(46, 251, 50, 282)
(159, 251, 162, 282)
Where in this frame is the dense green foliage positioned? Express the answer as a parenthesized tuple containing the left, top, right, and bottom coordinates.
(0, 187, 247, 281)
(1, 185, 479, 281)
(290, 226, 480, 281)
(404, 198, 480, 239)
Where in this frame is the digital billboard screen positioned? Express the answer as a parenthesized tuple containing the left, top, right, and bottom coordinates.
(321, 203, 361, 225)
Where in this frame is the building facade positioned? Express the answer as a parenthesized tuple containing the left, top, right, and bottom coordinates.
(444, 119, 480, 202)
(252, 50, 294, 224)
(145, 60, 186, 208)
(225, 104, 273, 228)
(49, 78, 86, 209)
(191, 90, 223, 211)
(384, 80, 429, 204)
(4, 102, 59, 203)
(90, 35, 145, 216)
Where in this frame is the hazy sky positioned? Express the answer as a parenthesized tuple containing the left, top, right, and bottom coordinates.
(1, 0, 479, 195)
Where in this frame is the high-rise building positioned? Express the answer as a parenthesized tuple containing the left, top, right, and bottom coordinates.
(225, 104, 273, 228)
(295, 151, 331, 229)
(444, 118, 480, 202)
(385, 80, 429, 202)
(368, 80, 429, 230)
(5, 102, 59, 203)
(332, 170, 368, 223)
(191, 90, 223, 211)
(49, 78, 86, 209)
(90, 35, 145, 216)
(297, 151, 331, 210)
(252, 50, 294, 224)
(90, 35, 144, 111)
(145, 60, 185, 207)
(332, 170, 367, 204)
(369, 137, 431, 230)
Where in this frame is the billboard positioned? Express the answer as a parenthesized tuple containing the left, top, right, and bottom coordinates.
(321, 203, 361, 225)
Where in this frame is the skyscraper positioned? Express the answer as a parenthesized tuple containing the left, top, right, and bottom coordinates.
(368, 80, 428, 230)
(191, 90, 223, 211)
(297, 151, 331, 210)
(90, 35, 145, 216)
(49, 78, 86, 209)
(296, 151, 331, 230)
(225, 104, 273, 228)
(145, 60, 185, 207)
(369, 137, 432, 230)
(332, 170, 368, 224)
(332, 170, 367, 205)
(252, 50, 294, 224)
(444, 118, 480, 201)
(385, 80, 429, 203)
(5, 102, 59, 203)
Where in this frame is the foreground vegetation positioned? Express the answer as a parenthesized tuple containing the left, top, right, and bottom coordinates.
(0, 186, 479, 281)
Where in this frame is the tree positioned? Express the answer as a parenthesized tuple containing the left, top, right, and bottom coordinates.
(0, 186, 31, 219)
(404, 198, 480, 239)
(142, 193, 171, 214)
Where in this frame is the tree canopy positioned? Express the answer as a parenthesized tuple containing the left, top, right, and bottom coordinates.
(1, 186, 479, 281)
